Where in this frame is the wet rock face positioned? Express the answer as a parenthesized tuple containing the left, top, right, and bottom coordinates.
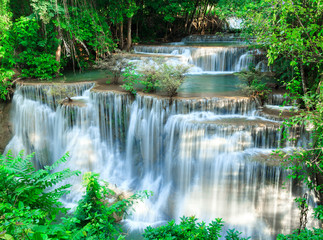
(0, 102, 12, 154)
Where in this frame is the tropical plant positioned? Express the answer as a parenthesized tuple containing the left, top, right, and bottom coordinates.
(277, 228, 323, 239)
(279, 86, 323, 210)
(138, 58, 163, 93)
(0, 68, 14, 101)
(235, 69, 272, 104)
(0, 150, 151, 239)
(143, 216, 250, 240)
(156, 63, 189, 97)
(94, 53, 129, 84)
(121, 63, 142, 95)
(70, 172, 151, 239)
(0, 151, 80, 239)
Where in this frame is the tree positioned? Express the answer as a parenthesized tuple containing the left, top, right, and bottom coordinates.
(242, 0, 322, 96)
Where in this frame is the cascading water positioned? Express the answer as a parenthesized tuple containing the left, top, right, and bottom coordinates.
(133, 45, 259, 73)
(3, 35, 314, 240)
(5, 81, 314, 239)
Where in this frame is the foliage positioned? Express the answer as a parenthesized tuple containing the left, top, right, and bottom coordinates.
(155, 63, 189, 97)
(242, 0, 323, 96)
(121, 63, 142, 95)
(138, 59, 163, 93)
(279, 86, 323, 207)
(0, 0, 12, 57)
(277, 228, 323, 240)
(0, 150, 150, 240)
(235, 69, 272, 104)
(120, 60, 189, 97)
(62, 6, 116, 59)
(19, 51, 60, 80)
(0, 151, 80, 239)
(1, 16, 60, 80)
(70, 172, 150, 240)
(94, 53, 129, 84)
(0, 68, 14, 101)
(143, 216, 250, 240)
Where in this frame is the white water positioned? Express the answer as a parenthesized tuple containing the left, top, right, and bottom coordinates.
(133, 45, 264, 73)
(5, 82, 314, 239)
(3, 35, 314, 240)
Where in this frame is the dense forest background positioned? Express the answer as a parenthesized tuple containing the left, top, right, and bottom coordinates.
(0, 0, 323, 239)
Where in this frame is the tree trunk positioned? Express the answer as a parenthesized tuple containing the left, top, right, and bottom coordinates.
(56, 44, 61, 63)
(201, 1, 208, 34)
(115, 23, 118, 41)
(120, 22, 124, 50)
(136, 20, 139, 38)
(126, 17, 132, 52)
(300, 63, 307, 94)
(188, 0, 200, 34)
(184, 11, 190, 32)
(55, 29, 61, 76)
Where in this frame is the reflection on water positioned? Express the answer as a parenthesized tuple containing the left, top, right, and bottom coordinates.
(179, 74, 241, 96)
(56, 70, 106, 82)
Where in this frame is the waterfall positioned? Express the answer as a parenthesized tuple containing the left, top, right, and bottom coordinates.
(133, 45, 262, 72)
(190, 47, 253, 72)
(181, 34, 245, 42)
(5, 80, 314, 239)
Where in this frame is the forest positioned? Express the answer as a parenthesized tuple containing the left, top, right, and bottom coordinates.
(0, 0, 323, 239)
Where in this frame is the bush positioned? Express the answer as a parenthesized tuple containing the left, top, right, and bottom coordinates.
(2, 16, 61, 80)
(277, 228, 323, 239)
(0, 151, 80, 239)
(0, 151, 150, 240)
(121, 63, 142, 95)
(157, 63, 189, 97)
(94, 54, 128, 84)
(0, 68, 15, 101)
(18, 51, 60, 80)
(71, 172, 150, 239)
(137, 61, 189, 96)
(235, 69, 272, 104)
(138, 59, 162, 93)
(143, 216, 250, 240)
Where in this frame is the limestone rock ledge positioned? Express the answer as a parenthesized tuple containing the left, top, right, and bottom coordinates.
(0, 102, 12, 154)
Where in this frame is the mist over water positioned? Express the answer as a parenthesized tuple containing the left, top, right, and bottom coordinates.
(5, 41, 316, 239)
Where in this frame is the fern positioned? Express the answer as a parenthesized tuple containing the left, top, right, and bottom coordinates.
(0, 151, 80, 239)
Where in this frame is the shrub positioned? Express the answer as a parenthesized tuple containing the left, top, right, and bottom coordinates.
(157, 63, 189, 97)
(138, 59, 161, 93)
(2, 16, 61, 80)
(0, 151, 151, 240)
(94, 54, 128, 84)
(235, 69, 272, 104)
(138, 61, 189, 96)
(121, 63, 142, 95)
(0, 151, 80, 239)
(18, 51, 60, 80)
(277, 228, 323, 239)
(0, 68, 15, 101)
(143, 216, 250, 240)
(71, 172, 151, 239)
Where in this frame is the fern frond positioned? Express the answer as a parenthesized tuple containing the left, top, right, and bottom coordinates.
(45, 152, 70, 171)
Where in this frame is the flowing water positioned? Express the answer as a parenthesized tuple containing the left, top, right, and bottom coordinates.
(4, 39, 315, 239)
(133, 45, 262, 73)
